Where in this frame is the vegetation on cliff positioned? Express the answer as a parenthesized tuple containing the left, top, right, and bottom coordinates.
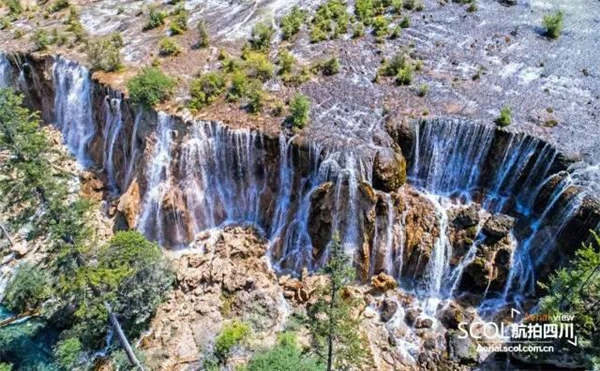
(0, 88, 173, 368)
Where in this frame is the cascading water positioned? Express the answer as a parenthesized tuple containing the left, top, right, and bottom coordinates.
(0, 54, 12, 87)
(52, 57, 95, 165)
(102, 94, 124, 193)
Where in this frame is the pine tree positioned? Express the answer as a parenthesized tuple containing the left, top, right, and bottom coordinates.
(308, 234, 371, 370)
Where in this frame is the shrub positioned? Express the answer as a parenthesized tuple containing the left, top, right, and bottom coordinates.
(189, 71, 226, 109)
(227, 71, 249, 102)
(247, 86, 264, 113)
(404, 0, 416, 10)
(417, 83, 428, 97)
(391, 0, 403, 14)
(169, 6, 188, 35)
(3, 263, 51, 313)
(31, 29, 52, 51)
(543, 11, 563, 39)
(127, 67, 175, 107)
(280, 5, 307, 40)
(289, 93, 311, 129)
(87, 33, 123, 71)
(381, 53, 408, 76)
(246, 332, 322, 371)
(0, 363, 12, 371)
(49, 0, 69, 13)
(389, 25, 401, 39)
(277, 49, 296, 75)
(372, 15, 389, 37)
(215, 321, 250, 361)
(311, 0, 349, 42)
(352, 22, 365, 38)
(2, 0, 21, 15)
(322, 56, 340, 76)
(355, 0, 374, 24)
(243, 51, 274, 81)
(249, 22, 274, 51)
(197, 19, 209, 48)
(144, 5, 166, 30)
(158, 37, 180, 56)
(400, 16, 410, 28)
(53, 337, 82, 370)
(495, 106, 512, 127)
(395, 65, 412, 85)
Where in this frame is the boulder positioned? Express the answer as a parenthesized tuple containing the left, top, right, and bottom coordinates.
(452, 205, 480, 229)
(447, 331, 478, 364)
(370, 272, 398, 293)
(380, 298, 398, 322)
(482, 214, 515, 240)
(372, 148, 407, 192)
(117, 179, 141, 228)
(439, 301, 466, 330)
(307, 182, 335, 259)
(80, 170, 104, 201)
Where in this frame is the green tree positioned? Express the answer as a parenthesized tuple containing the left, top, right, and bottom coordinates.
(538, 231, 600, 368)
(53, 337, 82, 370)
(197, 19, 209, 48)
(307, 234, 370, 370)
(280, 6, 307, 40)
(87, 33, 123, 71)
(3, 263, 51, 314)
(288, 94, 311, 129)
(126, 67, 175, 107)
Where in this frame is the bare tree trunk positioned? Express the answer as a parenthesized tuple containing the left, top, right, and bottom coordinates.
(0, 222, 14, 247)
(105, 302, 144, 370)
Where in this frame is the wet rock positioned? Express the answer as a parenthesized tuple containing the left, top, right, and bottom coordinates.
(447, 331, 478, 364)
(308, 182, 335, 259)
(416, 317, 433, 329)
(439, 301, 466, 330)
(405, 308, 420, 327)
(380, 299, 398, 322)
(482, 214, 515, 240)
(370, 272, 397, 293)
(80, 170, 104, 201)
(117, 178, 141, 229)
(372, 148, 407, 192)
(452, 205, 480, 228)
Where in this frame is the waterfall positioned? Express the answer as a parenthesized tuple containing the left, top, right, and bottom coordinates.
(0, 54, 12, 88)
(137, 112, 175, 245)
(124, 110, 142, 187)
(52, 57, 95, 165)
(102, 95, 124, 193)
(422, 195, 452, 297)
(410, 119, 494, 197)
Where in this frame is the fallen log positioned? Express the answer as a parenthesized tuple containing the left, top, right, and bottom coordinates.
(105, 302, 145, 370)
(0, 310, 39, 328)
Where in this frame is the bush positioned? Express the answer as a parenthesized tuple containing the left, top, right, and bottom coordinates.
(381, 53, 408, 76)
(215, 321, 250, 361)
(49, 0, 69, 12)
(31, 29, 52, 51)
(3, 263, 51, 313)
(144, 5, 166, 30)
(352, 22, 365, 38)
(53, 337, 82, 370)
(127, 67, 175, 107)
(169, 6, 188, 35)
(87, 33, 123, 71)
(543, 11, 563, 39)
(289, 94, 311, 129)
(372, 15, 389, 37)
(280, 6, 307, 40)
(355, 0, 374, 24)
(250, 22, 274, 51)
(0, 363, 12, 371)
(277, 49, 296, 75)
(417, 83, 428, 97)
(391, 0, 403, 14)
(247, 332, 322, 371)
(243, 51, 274, 82)
(400, 16, 410, 28)
(311, 0, 349, 42)
(197, 19, 209, 48)
(495, 106, 512, 126)
(247, 85, 264, 113)
(189, 71, 226, 109)
(158, 37, 180, 56)
(322, 56, 340, 76)
(227, 71, 249, 102)
(2, 0, 21, 15)
(395, 65, 412, 85)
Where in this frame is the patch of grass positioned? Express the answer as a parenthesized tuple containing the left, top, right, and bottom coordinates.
(353, 22, 365, 38)
(127, 67, 176, 107)
(31, 28, 52, 51)
(417, 83, 428, 97)
(280, 5, 307, 40)
(246, 332, 322, 371)
(2, 0, 21, 15)
(395, 65, 412, 85)
(158, 37, 180, 56)
(543, 10, 563, 39)
(215, 321, 250, 362)
(495, 106, 512, 127)
(321, 56, 340, 76)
